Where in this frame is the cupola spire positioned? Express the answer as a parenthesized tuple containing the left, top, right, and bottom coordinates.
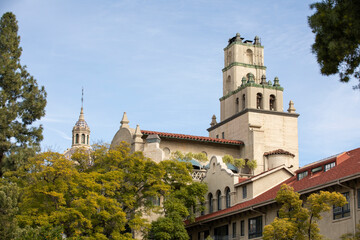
(71, 88, 90, 147)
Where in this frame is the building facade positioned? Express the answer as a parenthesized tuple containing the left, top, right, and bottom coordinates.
(108, 34, 360, 240)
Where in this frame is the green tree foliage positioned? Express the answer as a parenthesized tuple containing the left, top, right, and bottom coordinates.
(308, 0, 360, 88)
(149, 159, 208, 240)
(263, 184, 347, 240)
(0, 181, 20, 240)
(222, 155, 245, 169)
(15, 225, 64, 240)
(222, 155, 257, 174)
(148, 198, 190, 240)
(170, 150, 208, 162)
(0, 12, 46, 177)
(246, 159, 257, 172)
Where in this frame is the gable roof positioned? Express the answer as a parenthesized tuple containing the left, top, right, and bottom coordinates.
(187, 147, 360, 225)
(141, 130, 244, 146)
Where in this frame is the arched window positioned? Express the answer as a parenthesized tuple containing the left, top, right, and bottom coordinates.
(270, 95, 276, 111)
(225, 187, 231, 208)
(226, 75, 232, 94)
(242, 94, 246, 110)
(75, 134, 79, 144)
(208, 193, 213, 213)
(246, 49, 253, 64)
(256, 93, 262, 109)
(235, 97, 239, 113)
(217, 190, 222, 211)
(81, 134, 85, 144)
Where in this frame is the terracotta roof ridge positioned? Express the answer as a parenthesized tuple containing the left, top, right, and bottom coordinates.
(264, 149, 295, 157)
(141, 130, 244, 145)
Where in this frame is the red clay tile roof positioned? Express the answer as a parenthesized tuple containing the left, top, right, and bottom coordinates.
(141, 130, 244, 146)
(188, 147, 360, 225)
(238, 178, 248, 183)
(264, 149, 295, 157)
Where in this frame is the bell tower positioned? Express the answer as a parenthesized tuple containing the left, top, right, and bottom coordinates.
(223, 33, 266, 95)
(72, 88, 90, 147)
(208, 33, 299, 174)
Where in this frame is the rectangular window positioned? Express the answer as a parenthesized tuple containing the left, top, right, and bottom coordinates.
(214, 225, 228, 240)
(240, 220, 244, 236)
(297, 171, 308, 180)
(232, 222, 236, 238)
(222, 132, 225, 139)
(311, 166, 322, 173)
(324, 162, 336, 172)
(248, 216, 262, 239)
(333, 192, 350, 220)
(148, 196, 160, 206)
(243, 185, 247, 199)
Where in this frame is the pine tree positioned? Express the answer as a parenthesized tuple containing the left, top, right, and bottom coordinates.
(0, 12, 46, 177)
(308, 0, 360, 88)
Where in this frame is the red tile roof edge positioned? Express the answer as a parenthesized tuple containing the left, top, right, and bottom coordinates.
(264, 149, 295, 157)
(295, 157, 337, 173)
(141, 130, 244, 145)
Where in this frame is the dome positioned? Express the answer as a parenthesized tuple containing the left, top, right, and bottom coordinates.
(75, 119, 89, 128)
(73, 107, 90, 129)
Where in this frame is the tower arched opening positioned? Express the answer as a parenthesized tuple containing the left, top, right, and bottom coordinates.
(256, 93, 263, 109)
(246, 49, 253, 64)
(270, 94, 276, 111)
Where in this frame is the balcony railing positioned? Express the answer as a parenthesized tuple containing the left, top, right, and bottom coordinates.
(192, 169, 207, 181)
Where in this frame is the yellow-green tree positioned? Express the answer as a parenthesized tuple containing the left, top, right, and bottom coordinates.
(17, 151, 129, 239)
(263, 184, 347, 240)
(222, 155, 245, 169)
(91, 143, 170, 234)
(169, 150, 208, 162)
(11, 144, 207, 239)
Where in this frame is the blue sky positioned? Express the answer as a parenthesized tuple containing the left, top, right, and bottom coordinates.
(1, 0, 359, 166)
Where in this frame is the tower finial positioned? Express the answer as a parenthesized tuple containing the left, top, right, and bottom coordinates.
(120, 112, 130, 128)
